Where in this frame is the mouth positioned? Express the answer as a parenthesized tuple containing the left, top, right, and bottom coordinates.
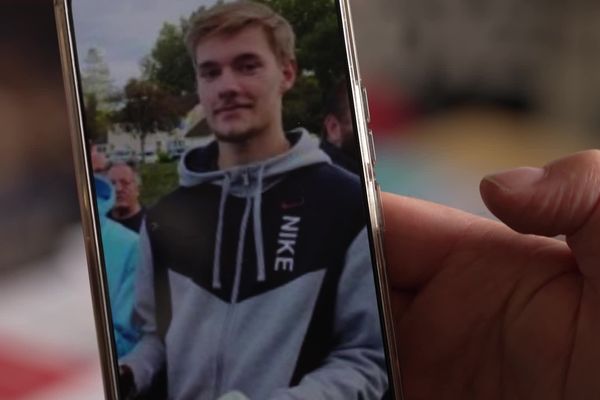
(215, 104, 252, 115)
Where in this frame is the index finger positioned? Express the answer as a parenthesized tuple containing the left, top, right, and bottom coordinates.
(382, 192, 513, 290)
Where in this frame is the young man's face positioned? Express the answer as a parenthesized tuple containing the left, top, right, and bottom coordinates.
(194, 25, 296, 143)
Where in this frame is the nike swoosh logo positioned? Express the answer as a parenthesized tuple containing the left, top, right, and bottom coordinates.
(281, 199, 304, 210)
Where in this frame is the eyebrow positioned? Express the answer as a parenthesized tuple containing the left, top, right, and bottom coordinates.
(234, 53, 261, 63)
(197, 60, 219, 71)
(196, 52, 262, 70)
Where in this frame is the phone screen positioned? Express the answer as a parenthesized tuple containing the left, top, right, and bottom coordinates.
(66, 0, 395, 398)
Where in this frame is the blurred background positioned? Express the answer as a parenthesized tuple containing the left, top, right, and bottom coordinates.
(352, 0, 600, 215)
(0, 2, 103, 399)
(0, 0, 599, 398)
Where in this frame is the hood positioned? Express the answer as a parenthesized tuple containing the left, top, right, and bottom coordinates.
(176, 128, 331, 290)
(95, 174, 115, 218)
(178, 128, 330, 190)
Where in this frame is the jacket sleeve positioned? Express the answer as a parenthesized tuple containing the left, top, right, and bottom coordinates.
(119, 221, 166, 393)
(268, 228, 389, 399)
(112, 234, 141, 357)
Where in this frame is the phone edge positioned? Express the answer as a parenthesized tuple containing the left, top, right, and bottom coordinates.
(338, 0, 404, 398)
(53, 0, 120, 398)
(53, 0, 402, 398)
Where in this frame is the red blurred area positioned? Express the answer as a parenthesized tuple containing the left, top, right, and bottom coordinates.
(365, 80, 419, 136)
(0, 337, 84, 400)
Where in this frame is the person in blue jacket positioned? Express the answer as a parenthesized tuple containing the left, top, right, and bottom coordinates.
(95, 174, 141, 357)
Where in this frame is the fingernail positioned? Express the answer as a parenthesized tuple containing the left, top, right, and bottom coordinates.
(484, 167, 545, 191)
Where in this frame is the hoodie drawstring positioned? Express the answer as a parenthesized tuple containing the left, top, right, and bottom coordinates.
(212, 167, 267, 289)
(212, 174, 231, 289)
(181, 131, 331, 291)
(253, 165, 266, 283)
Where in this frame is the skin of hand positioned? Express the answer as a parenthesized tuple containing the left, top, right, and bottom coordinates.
(383, 150, 600, 400)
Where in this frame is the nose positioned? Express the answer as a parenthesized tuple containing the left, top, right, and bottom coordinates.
(217, 68, 241, 100)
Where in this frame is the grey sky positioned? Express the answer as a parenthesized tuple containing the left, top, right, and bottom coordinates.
(72, 0, 217, 87)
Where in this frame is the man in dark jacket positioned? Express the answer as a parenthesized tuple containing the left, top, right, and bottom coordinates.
(120, 2, 388, 399)
(321, 77, 361, 175)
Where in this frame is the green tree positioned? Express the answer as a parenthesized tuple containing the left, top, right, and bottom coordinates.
(115, 79, 187, 162)
(283, 74, 323, 133)
(142, 22, 196, 97)
(256, 0, 345, 92)
(256, 0, 346, 131)
(83, 93, 111, 143)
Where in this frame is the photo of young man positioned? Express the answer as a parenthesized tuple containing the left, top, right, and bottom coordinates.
(119, 1, 388, 399)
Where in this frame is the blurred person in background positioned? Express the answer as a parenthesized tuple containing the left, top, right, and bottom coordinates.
(320, 77, 361, 175)
(94, 174, 141, 357)
(91, 143, 110, 174)
(108, 162, 146, 233)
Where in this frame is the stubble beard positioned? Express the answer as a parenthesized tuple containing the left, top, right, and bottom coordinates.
(213, 127, 260, 144)
(211, 118, 269, 144)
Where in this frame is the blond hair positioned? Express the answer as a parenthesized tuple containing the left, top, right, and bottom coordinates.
(185, 1, 296, 65)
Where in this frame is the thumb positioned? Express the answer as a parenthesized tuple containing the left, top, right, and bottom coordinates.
(480, 150, 600, 281)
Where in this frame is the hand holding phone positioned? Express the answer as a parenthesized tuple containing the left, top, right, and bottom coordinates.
(384, 150, 600, 398)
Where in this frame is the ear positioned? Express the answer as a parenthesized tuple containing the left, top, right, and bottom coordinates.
(324, 114, 342, 147)
(280, 59, 297, 93)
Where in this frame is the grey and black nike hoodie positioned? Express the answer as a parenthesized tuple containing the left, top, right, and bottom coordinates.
(121, 129, 388, 399)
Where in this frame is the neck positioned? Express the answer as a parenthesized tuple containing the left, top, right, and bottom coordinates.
(111, 204, 141, 220)
(218, 124, 289, 169)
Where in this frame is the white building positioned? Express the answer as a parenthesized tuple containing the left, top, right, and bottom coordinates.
(102, 105, 213, 163)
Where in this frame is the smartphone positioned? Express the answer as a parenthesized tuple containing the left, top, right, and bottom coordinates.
(54, 0, 401, 398)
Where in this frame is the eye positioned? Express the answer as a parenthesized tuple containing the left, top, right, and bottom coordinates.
(237, 59, 261, 75)
(198, 66, 221, 81)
